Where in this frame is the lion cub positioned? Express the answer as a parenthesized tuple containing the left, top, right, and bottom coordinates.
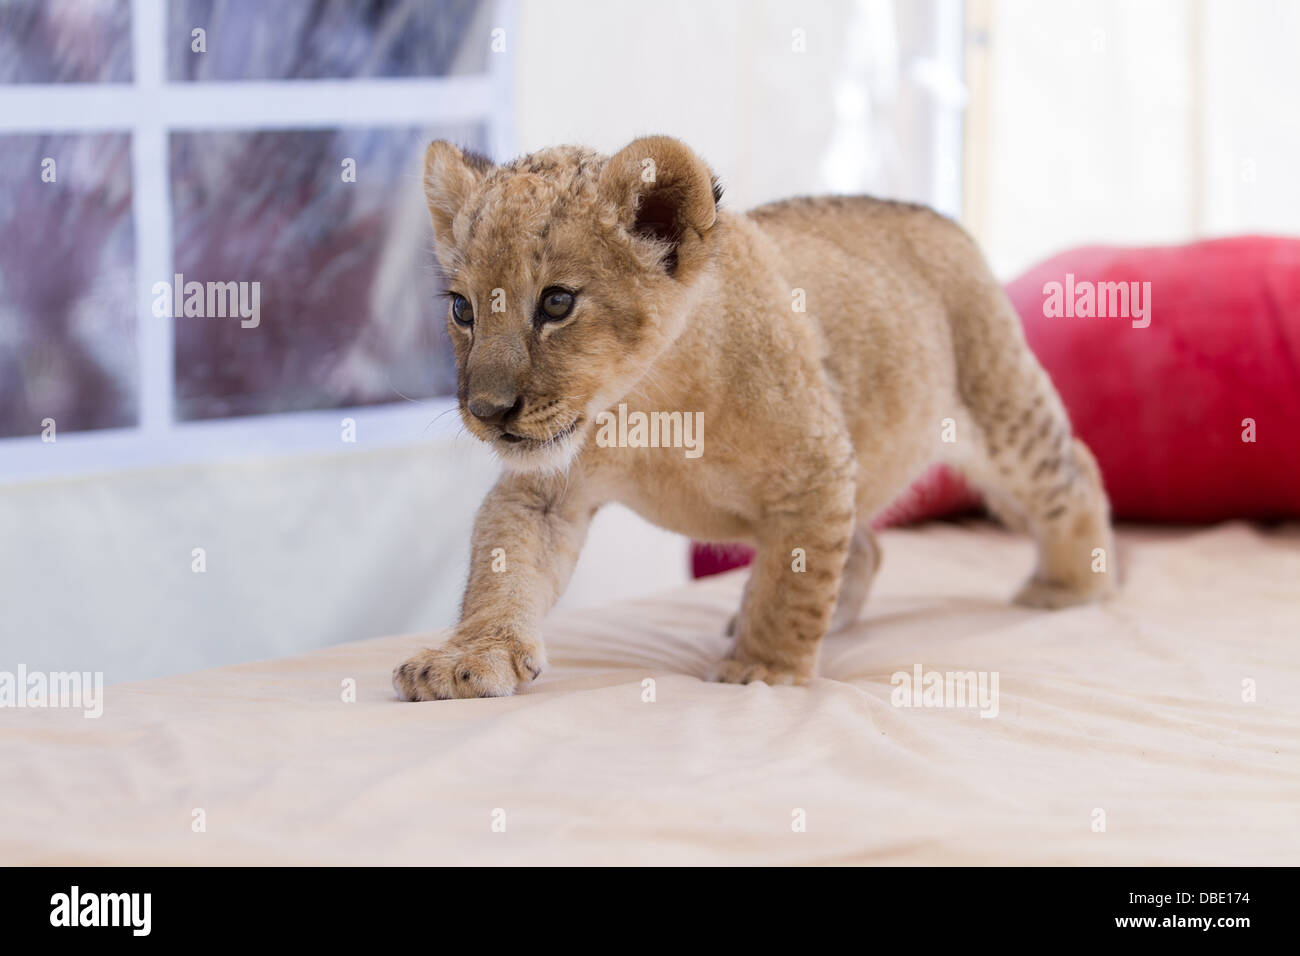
(392, 136, 1115, 700)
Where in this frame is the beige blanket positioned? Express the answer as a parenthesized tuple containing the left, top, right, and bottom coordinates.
(3, 521, 1297, 865)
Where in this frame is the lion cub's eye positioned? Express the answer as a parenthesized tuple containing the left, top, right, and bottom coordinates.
(450, 294, 474, 327)
(538, 287, 576, 322)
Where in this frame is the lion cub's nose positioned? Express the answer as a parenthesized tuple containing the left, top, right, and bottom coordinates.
(467, 394, 523, 427)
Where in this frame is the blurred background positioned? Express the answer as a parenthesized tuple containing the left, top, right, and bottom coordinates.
(1, 0, 1297, 682)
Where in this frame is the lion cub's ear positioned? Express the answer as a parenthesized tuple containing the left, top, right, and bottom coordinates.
(423, 140, 492, 249)
(599, 136, 718, 275)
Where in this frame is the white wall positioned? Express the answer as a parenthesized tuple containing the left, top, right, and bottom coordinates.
(514, 0, 961, 210)
(977, 0, 1300, 279)
(0, 439, 687, 683)
(515, 0, 844, 208)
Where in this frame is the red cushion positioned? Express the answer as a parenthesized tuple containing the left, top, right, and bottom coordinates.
(1008, 236, 1300, 522)
(692, 236, 1300, 577)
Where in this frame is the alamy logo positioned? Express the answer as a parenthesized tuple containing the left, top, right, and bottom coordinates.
(50, 886, 151, 936)
(151, 273, 261, 328)
(890, 664, 999, 718)
(594, 403, 704, 458)
(0, 666, 103, 718)
(1042, 273, 1151, 328)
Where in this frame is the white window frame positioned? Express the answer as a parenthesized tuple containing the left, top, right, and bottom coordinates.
(0, 0, 514, 483)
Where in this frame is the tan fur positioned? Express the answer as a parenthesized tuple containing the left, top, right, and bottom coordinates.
(392, 136, 1116, 701)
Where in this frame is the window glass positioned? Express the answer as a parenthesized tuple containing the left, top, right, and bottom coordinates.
(0, 132, 137, 438)
(167, 0, 493, 81)
(170, 124, 480, 421)
(0, 0, 133, 84)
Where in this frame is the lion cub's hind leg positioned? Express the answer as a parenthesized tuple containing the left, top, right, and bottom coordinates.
(827, 525, 881, 633)
(955, 370, 1116, 608)
(942, 273, 1117, 608)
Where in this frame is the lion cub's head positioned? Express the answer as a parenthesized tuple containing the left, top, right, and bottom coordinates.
(422, 135, 721, 472)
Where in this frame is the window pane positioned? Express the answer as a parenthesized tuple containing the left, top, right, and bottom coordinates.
(168, 0, 493, 81)
(170, 126, 479, 421)
(0, 133, 138, 438)
(0, 0, 133, 84)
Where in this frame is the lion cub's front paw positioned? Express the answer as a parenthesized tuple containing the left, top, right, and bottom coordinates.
(714, 654, 805, 687)
(392, 632, 545, 701)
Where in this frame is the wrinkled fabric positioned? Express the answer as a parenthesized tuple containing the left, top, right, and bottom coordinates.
(2, 521, 1297, 865)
